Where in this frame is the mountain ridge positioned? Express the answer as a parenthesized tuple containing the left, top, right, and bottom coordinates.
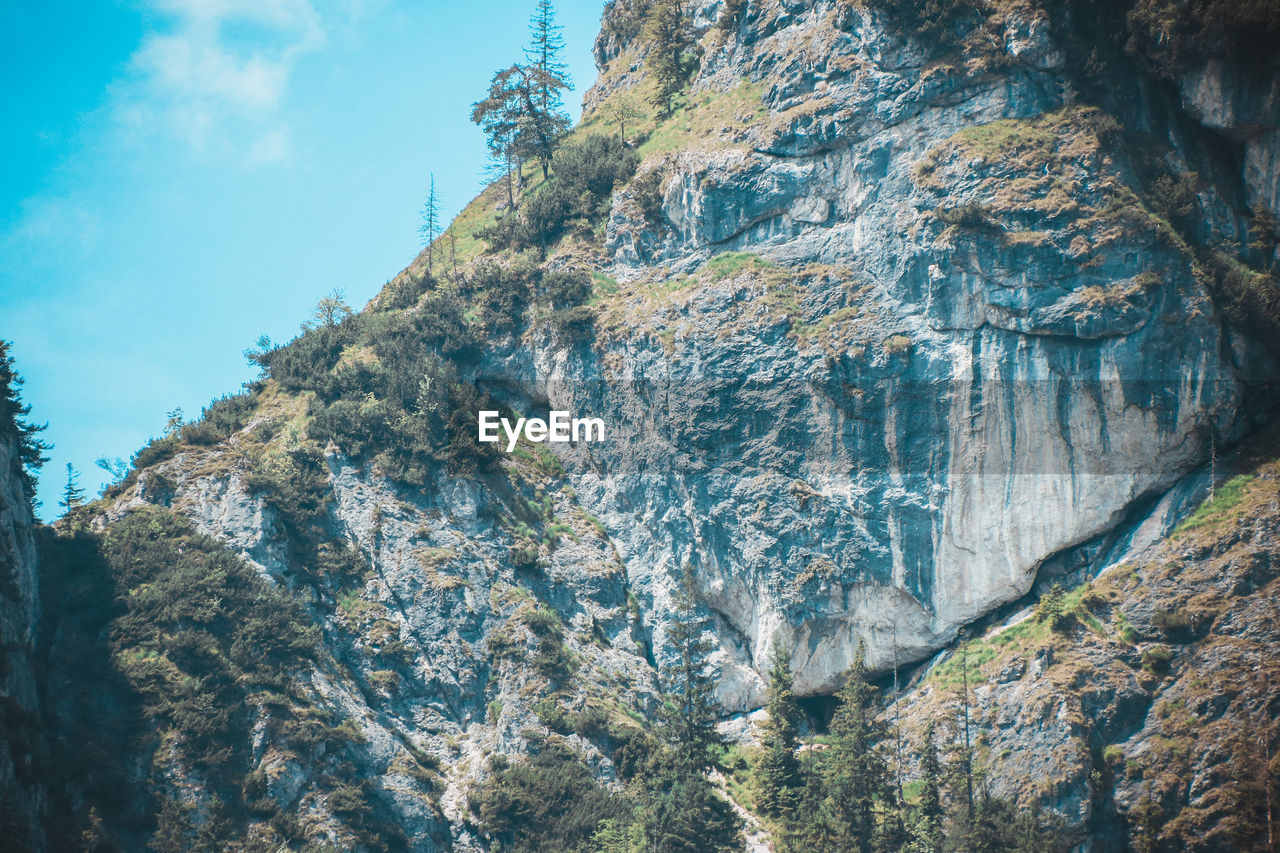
(3, 0, 1279, 849)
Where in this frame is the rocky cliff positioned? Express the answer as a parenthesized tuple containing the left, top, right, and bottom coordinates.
(0, 357, 45, 851)
(17, 0, 1280, 850)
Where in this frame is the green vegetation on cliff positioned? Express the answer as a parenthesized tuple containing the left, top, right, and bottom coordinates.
(37, 508, 415, 850)
(0, 340, 48, 512)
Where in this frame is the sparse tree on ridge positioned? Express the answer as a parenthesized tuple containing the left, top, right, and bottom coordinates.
(0, 340, 49, 510)
(419, 173, 441, 273)
(525, 0, 571, 115)
(473, 70, 522, 210)
(600, 92, 645, 145)
(96, 456, 129, 484)
(311, 288, 353, 329)
(243, 333, 275, 377)
(164, 407, 185, 436)
(60, 462, 84, 513)
(473, 63, 569, 185)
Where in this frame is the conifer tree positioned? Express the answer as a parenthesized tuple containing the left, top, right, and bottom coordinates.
(419, 173, 440, 273)
(525, 0, 571, 114)
(1036, 582, 1068, 630)
(644, 564, 742, 853)
(756, 637, 804, 819)
(474, 75, 522, 209)
(818, 642, 888, 853)
(910, 722, 945, 853)
(643, 0, 695, 115)
(660, 564, 722, 776)
(60, 462, 84, 513)
(1223, 718, 1279, 850)
(0, 340, 48, 510)
(472, 64, 570, 182)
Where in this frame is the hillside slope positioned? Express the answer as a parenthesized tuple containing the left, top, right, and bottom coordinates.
(11, 0, 1280, 850)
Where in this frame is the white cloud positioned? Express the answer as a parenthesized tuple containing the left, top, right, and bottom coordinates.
(1, 196, 101, 267)
(246, 125, 291, 165)
(118, 0, 327, 164)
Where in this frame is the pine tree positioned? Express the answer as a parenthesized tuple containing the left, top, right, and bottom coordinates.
(1248, 202, 1278, 269)
(60, 462, 84, 513)
(756, 637, 804, 819)
(818, 642, 888, 853)
(419, 173, 441, 272)
(909, 723, 945, 853)
(474, 74, 522, 209)
(0, 340, 48, 511)
(447, 224, 460, 280)
(642, 0, 695, 115)
(1129, 793, 1164, 853)
(525, 0, 571, 115)
(660, 565, 721, 776)
(644, 564, 743, 853)
(1223, 718, 1279, 850)
(1036, 582, 1067, 630)
(164, 407, 185, 436)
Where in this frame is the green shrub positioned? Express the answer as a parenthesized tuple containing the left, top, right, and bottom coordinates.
(244, 445, 331, 533)
(541, 269, 593, 308)
(470, 258, 537, 334)
(479, 134, 639, 254)
(1176, 473, 1259, 533)
(1141, 644, 1174, 674)
(33, 506, 323, 847)
(534, 697, 571, 733)
(1126, 0, 1280, 76)
(937, 202, 997, 229)
(382, 270, 436, 310)
(511, 543, 541, 569)
(548, 305, 596, 341)
(190, 392, 256, 442)
(1036, 582, 1070, 630)
(471, 739, 628, 853)
(1152, 608, 1192, 637)
(131, 433, 180, 471)
(631, 167, 666, 227)
(524, 606, 562, 637)
(865, 0, 990, 54)
(368, 670, 400, 694)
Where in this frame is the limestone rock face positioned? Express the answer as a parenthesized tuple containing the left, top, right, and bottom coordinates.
(1177, 56, 1280, 217)
(540, 0, 1276, 706)
(0, 427, 44, 850)
(122, 442, 661, 850)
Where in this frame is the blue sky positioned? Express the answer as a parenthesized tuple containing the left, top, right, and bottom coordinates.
(1, 0, 606, 519)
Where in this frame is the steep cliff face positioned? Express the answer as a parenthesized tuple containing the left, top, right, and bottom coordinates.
(37, 0, 1278, 849)
(0, 384, 44, 850)
(469, 0, 1278, 705)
